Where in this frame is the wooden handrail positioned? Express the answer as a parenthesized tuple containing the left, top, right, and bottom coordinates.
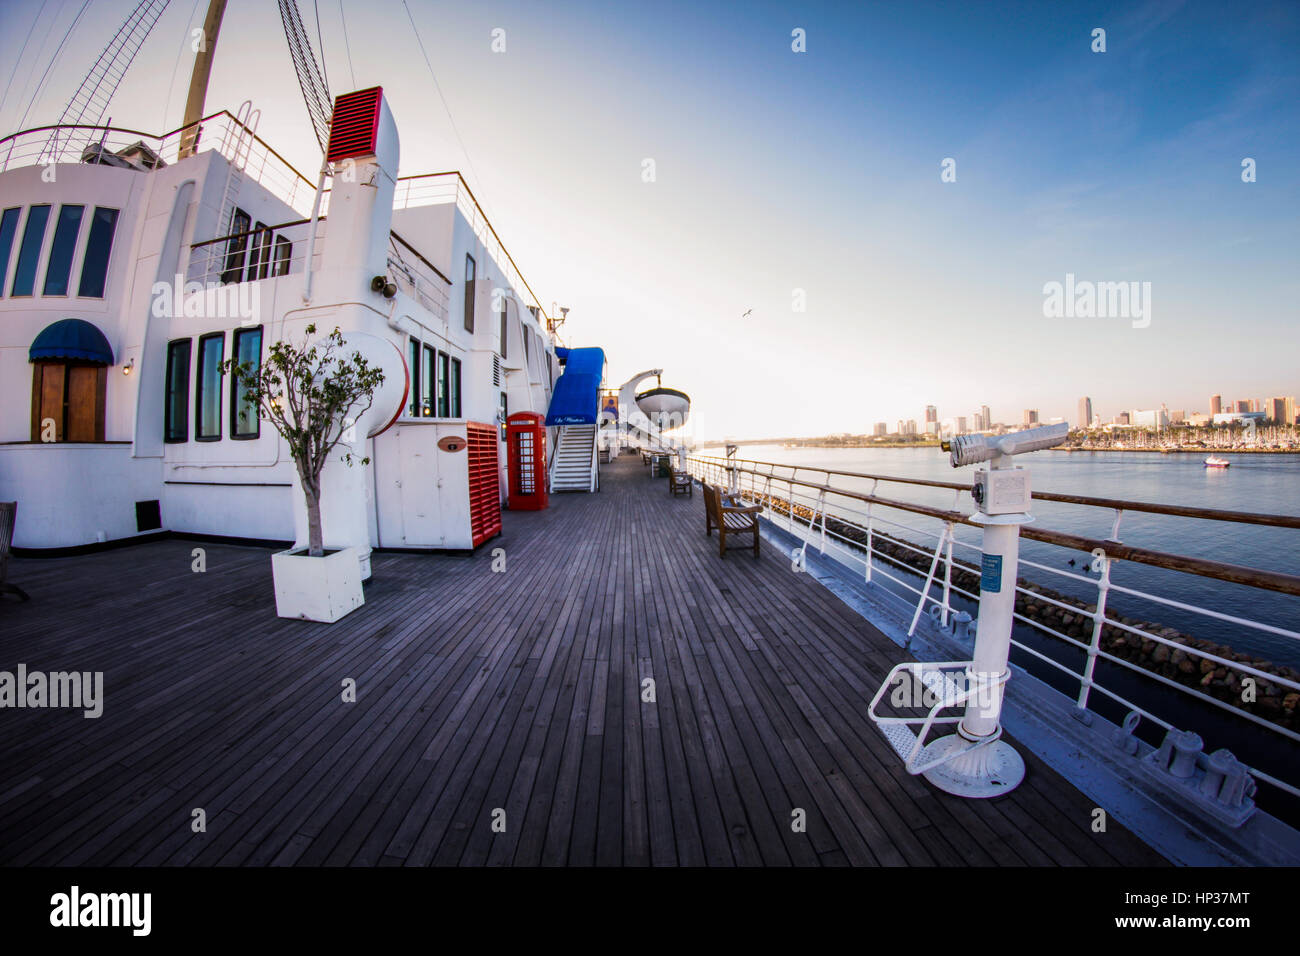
(691, 458, 1300, 597)
(390, 230, 452, 285)
(692, 455, 1300, 529)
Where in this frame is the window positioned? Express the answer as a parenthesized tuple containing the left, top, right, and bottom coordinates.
(499, 392, 508, 440)
(195, 333, 224, 440)
(523, 326, 531, 364)
(0, 207, 19, 294)
(77, 207, 118, 298)
(437, 351, 449, 417)
(248, 222, 271, 281)
(10, 205, 50, 296)
(407, 338, 421, 416)
(30, 362, 105, 442)
(221, 208, 250, 284)
(273, 235, 292, 276)
(463, 254, 476, 331)
(231, 326, 262, 439)
(42, 204, 84, 296)
(421, 344, 437, 416)
(449, 357, 462, 417)
(165, 339, 191, 442)
(499, 302, 508, 359)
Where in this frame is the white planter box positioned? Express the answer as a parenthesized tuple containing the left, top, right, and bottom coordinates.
(271, 546, 365, 623)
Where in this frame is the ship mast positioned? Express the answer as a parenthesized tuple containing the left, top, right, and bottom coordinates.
(178, 0, 228, 158)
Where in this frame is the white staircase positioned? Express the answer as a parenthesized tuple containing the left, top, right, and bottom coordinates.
(550, 424, 598, 492)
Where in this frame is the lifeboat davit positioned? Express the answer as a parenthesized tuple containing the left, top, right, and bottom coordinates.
(635, 386, 691, 431)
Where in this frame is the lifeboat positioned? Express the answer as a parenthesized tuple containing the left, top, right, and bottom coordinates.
(635, 386, 691, 431)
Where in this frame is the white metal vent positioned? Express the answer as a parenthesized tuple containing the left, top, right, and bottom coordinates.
(493, 355, 501, 387)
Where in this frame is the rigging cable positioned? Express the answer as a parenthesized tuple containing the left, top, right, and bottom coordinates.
(338, 0, 357, 89)
(0, 3, 44, 123)
(276, 0, 333, 151)
(313, 0, 330, 96)
(15, 0, 92, 134)
(402, 0, 484, 197)
(162, 0, 206, 131)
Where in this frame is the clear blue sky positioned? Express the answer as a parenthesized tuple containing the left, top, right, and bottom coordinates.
(2, 0, 1296, 440)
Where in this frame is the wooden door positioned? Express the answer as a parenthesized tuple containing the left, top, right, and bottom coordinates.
(31, 362, 65, 441)
(30, 362, 105, 442)
(66, 366, 105, 441)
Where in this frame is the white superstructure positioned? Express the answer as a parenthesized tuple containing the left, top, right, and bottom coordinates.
(0, 89, 559, 558)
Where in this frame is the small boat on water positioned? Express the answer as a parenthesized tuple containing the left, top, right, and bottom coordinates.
(1204, 456, 1231, 468)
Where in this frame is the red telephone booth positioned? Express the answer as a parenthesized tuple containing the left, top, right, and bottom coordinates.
(506, 412, 549, 510)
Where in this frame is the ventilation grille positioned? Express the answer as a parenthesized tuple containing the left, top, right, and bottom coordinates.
(466, 422, 502, 547)
(135, 500, 161, 532)
(326, 87, 383, 163)
(492, 355, 501, 387)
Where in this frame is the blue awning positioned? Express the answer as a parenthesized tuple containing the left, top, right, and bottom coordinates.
(545, 347, 605, 426)
(29, 319, 114, 364)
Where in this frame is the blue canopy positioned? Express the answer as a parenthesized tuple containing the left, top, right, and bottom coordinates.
(545, 346, 605, 425)
(29, 319, 114, 364)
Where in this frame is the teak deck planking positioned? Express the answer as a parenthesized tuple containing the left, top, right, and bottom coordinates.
(0, 455, 1166, 866)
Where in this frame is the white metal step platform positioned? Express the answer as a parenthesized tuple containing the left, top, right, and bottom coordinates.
(868, 661, 1012, 785)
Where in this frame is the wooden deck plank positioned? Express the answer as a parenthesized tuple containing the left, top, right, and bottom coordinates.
(0, 456, 1166, 867)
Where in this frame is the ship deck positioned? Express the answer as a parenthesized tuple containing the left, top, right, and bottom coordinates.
(0, 455, 1165, 866)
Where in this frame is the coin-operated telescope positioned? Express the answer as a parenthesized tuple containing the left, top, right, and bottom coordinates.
(943, 423, 1069, 515)
(915, 422, 1068, 797)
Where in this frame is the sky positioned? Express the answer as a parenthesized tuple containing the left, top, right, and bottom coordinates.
(1, 0, 1296, 441)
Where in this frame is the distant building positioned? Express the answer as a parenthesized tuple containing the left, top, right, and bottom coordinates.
(1116, 412, 1131, 425)
(1235, 400, 1251, 414)
(1023, 409, 1039, 427)
(955, 416, 967, 433)
(923, 420, 938, 435)
(904, 419, 918, 436)
(924, 405, 937, 424)
(1077, 397, 1092, 430)
(1169, 409, 1186, 424)
(979, 404, 990, 431)
(1186, 413, 1211, 426)
(1210, 394, 1223, 415)
(1267, 396, 1296, 425)
(1131, 408, 1168, 429)
(873, 422, 887, 437)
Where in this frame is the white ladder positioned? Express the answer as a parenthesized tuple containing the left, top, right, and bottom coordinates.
(211, 100, 260, 280)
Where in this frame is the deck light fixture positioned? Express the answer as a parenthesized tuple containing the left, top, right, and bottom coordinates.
(122, 358, 135, 376)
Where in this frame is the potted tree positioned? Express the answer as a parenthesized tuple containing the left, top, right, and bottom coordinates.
(224, 324, 384, 622)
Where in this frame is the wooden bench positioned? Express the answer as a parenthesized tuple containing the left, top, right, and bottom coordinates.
(702, 484, 761, 558)
(1, 501, 29, 601)
(669, 468, 693, 498)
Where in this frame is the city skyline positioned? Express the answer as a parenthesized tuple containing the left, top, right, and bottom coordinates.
(780, 386, 1299, 442)
(2, 0, 1296, 442)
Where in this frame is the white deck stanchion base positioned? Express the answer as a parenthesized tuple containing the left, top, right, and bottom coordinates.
(920, 736, 1025, 798)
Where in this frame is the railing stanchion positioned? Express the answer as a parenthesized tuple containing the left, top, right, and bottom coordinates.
(907, 521, 953, 642)
(941, 530, 954, 629)
(865, 502, 874, 584)
(1078, 551, 1111, 712)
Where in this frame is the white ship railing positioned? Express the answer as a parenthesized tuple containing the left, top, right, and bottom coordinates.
(688, 454, 1300, 803)
(1, 118, 551, 332)
(391, 172, 554, 332)
(0, 113, 320, 217)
